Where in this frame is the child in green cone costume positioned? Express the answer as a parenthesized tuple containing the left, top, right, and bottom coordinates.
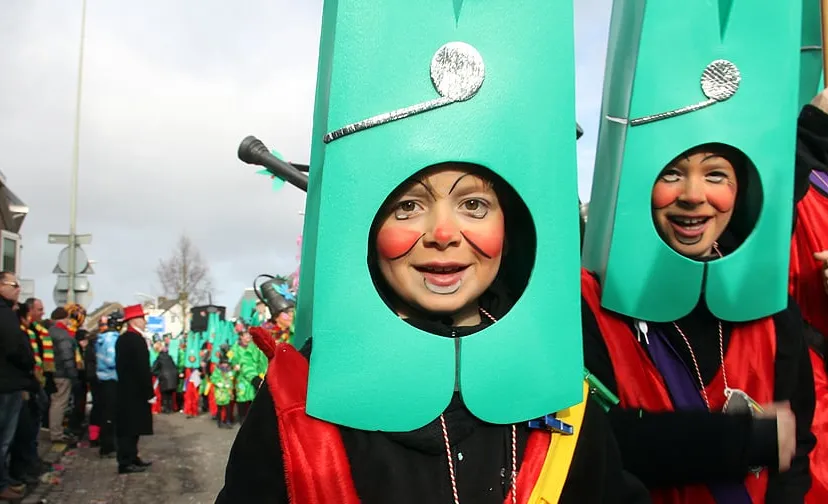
(581, 1, 828, 503)
(210, 346, 235, 429)
(229, 325, 266, 422)
(217, 1, 650, 503)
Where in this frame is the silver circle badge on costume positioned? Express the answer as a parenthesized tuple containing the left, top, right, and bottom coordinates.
(606, 59, 742, 127)
(324, 42, 486, 143)
(700, 59, 741, 102)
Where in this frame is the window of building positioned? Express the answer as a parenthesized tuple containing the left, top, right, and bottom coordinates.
(0, 231, 20, 274)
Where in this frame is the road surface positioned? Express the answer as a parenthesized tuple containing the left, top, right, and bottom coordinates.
(26, 413, 237, 504)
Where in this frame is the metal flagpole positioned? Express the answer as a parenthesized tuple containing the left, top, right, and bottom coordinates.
(67, 0, 88, 303)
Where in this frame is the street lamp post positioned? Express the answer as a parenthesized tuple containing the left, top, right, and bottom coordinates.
(67, 0, 88, 303)
(134, 292, 158, 310)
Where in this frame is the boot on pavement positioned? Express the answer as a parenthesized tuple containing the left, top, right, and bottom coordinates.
(0, 485, 24, 500)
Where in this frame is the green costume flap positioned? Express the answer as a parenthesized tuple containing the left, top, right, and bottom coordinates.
(298, 0, 582, 431)
(800, 0, 824, 108)
(583, 0, 803, 322)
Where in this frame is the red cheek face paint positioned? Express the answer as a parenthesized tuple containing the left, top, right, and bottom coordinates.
(376, 227, 424, 260)
(651, 183, 681, 209)
(461, 217, 505, 259)
(705, 184, 737, 213)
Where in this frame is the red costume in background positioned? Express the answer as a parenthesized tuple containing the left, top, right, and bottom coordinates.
(789, 173, 828, 504)
(582, 270, 774, 504)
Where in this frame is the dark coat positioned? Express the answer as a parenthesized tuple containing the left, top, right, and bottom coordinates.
(151, 351, 178, 392)
(49, 324, 78, 380)
(0, 297, 36, 393)
(115, 329, 153, 437)
(83, 335, 98, 383)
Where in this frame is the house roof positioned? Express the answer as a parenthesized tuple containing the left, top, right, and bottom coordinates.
(83, 301, 124, 330)
(0, 175, 28, 233)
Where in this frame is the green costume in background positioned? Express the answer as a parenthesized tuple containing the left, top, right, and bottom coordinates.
(231, 341, 266, 404)
(210, 364, 235, 428)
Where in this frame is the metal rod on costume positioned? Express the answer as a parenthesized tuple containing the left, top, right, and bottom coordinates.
(237, 136, 309, 192)
(823, 0, 828, 84)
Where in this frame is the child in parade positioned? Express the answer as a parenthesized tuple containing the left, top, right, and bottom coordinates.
(580, 3, 824, 503)
(217, 1, 650, 502)
(230, 326, 265, 422)
(210, 348, 235, 429)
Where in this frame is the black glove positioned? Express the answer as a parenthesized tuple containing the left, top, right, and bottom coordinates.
(251, 376, 263, 390)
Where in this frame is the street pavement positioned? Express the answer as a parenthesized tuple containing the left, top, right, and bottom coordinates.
(22, 413, 237, 504)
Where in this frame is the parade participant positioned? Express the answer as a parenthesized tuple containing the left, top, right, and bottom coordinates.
(182, 332, 202, 418)
(789, 6, 828, 502)
(175, 338, 187, 413)
(210, 347, 235, 429)
(114, 305, 154, 474)
(96, 313, 121, 458)
(229, 325, 264, 422)
(581, 2, 819, 503)
(217, 2, 650, 503)
(151, 344, 178, 414)
(258, 286, 295, 345)
(199, 341, 216, 417)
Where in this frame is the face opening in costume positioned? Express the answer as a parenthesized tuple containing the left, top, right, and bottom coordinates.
(651, 143, 756, 259)
(371, 163, 516, 324)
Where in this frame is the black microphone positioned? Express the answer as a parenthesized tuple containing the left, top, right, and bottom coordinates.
(238, 136, 309, 192)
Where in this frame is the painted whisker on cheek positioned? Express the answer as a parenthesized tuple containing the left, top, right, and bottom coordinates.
(376, 228, 425, 260)
(461, 230, 503, 259)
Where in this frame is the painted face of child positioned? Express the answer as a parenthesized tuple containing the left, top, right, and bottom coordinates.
(652, 150, 738, 258)
(276, 308, 294, 327)
(375, 165, 505, 317)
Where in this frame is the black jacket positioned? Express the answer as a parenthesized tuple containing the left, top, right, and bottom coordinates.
(0, 297, 36, 393)
(583, 290, 815, 502)
(50, 324, 78, 381)
(84, 335, 98, 383)
(217, 293, 651, 504)
(217, 370, 650, 504)
(115, 329, 154, 437)
(152, 351, 178, 392)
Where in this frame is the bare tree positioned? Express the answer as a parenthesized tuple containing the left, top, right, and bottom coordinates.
(156, 235, 214, 332)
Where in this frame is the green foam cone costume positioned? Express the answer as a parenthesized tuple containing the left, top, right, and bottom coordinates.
(801, 0, 824, 107)
(583, 0, 805, 323)
(284, 0, 583, 431)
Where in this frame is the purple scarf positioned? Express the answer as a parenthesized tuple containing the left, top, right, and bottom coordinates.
(811, 170, 828, 194)
(645, 324, 752, 504)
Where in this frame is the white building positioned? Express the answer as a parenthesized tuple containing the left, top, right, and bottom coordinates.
(141, 298, 187, 337)
(0, 169, 34, 301)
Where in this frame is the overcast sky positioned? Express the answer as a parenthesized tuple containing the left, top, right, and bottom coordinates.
(0, 0, 612, 312)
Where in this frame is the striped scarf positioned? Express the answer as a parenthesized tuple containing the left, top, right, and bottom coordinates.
(31, 321, 54, 373)
(22, 322, 44, 386)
